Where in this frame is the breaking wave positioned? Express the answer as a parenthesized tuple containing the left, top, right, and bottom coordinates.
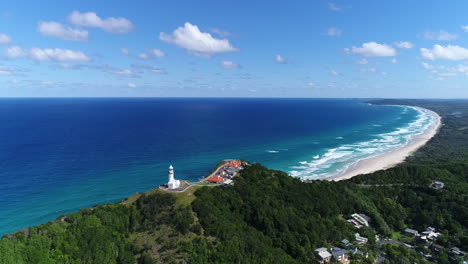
(289, 106, 437, 180)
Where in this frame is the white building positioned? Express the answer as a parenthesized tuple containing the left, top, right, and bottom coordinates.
(167, 165, 180, 189)
(352, 213, 370, 227)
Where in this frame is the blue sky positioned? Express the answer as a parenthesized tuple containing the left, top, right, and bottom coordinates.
(1, 0, 468, 97)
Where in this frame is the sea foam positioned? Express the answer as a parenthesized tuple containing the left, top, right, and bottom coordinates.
(290, 106, 436, 180)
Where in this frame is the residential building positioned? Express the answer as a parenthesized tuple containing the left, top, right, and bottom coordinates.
(404, 228, 419, 237)
(331, 247, 350, 264)
(354, 233, 368, 245)
(315, 247, 332, 263)
(351, 213, 370, 227)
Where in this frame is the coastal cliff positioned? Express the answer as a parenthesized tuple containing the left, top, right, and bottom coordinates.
(1, 100, 467, 264)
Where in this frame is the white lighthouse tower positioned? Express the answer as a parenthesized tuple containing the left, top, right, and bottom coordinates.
(167, 165, 180, 189)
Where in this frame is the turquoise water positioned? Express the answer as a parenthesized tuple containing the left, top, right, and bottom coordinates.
(0, 98, 435, 235)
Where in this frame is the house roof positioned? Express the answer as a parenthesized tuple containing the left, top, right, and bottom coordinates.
(315, 248, 331, 259)
(404, 228, 419, 234)
(332, 247, 347, 257)
(206, 175, 225, 183)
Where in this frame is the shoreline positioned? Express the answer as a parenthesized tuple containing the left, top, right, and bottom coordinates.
(324, 106, 442, 181)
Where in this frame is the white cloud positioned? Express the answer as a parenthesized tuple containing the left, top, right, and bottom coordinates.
(360, 67, 377, 73)
(68, 11, 134, 33)
(5, 46, 90, 62)
(423, 31, 458, 41)
(5, 46, 27, 58)
(421, 45, 468, 60)
(391, 58, 397, 63)
(326, 27, 342, 37)
(138, 53, 149, 60)
(275, 54, 286, 64)
(328, 2, 342, 11)
(462, 25, 468, 32)
(127, 83, 136, 88)
(159, 22, 238, 56)
(220, 60, 240, 69)
(394, 41, 414, 49)
(308, 82, 316, 87)
(421, 62, 433, 69)
(351, 42, 396, 57)
(0, 65, 13, 75)
(356, 58, 368, 65)
(115, 69, 134, 76)
(120, 48, 129, 55)
(210, 28, 231, 37)
(138, 49, 165, 60)
(149, 49, 165, 57)
(37, 21, 88, 41)
(0, 34, 12, 44)
(330, 69, 339, 76)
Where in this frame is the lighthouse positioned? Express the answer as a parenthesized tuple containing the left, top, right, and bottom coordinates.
(167, 165, 180, 189)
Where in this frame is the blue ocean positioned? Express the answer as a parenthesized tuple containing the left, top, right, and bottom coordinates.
(0, 98, 435, 235)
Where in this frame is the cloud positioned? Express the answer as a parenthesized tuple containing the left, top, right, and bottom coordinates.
(326, 27, 342, 37)
(0, 65, 14, 75)
(5, 46, 90, 62)
(421, 62, 433, 69)
(423, 31, 458, 41)
(131, 64, 166, 74)
(159, 22, 238, 56)
(127, 83, 136, 88)
(275, 54, 286, 64)
(37, 21, 88, 41)
(394, 41, 414, 49)
(114, 69, 135, 77)
(138, 53, 149, 60)
(0, 34, 12, 44)
(330, 69, 339, 76)
(421, 45, 468, 60)
(210, 28, 231, 37)
(462, 25, 468, 32)
(68, 11, 134, 33)
(138, 49, 165, 60)
(351, 42, 396, 57)
(356, 58, 368, 65)
(5, 46, 27, 58)
(360, 67, 377, 73)
(328, 2, 342, 11)
(121, 48, 130, 55)
(220, 61, 240, 69)
(149, 49, 165, 57)
(391, 58, 397, 63)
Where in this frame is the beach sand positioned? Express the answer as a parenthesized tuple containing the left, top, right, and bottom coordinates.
(326, 107, 442, 181)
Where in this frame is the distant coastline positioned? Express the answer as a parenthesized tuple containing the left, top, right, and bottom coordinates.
(325, 106, 442, 181)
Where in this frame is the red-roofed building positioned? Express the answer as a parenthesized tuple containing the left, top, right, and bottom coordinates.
(226, 160, 241, 168)
(206, 175, 226, 183)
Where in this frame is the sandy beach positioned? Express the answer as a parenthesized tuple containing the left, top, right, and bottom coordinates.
(326, 106, 442, 181)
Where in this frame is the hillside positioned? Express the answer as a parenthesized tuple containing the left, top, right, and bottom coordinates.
(1, 100, 467, 264)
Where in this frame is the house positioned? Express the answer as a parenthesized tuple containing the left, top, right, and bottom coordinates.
(421, 227, 440, 240)
(221, 179, 233, 186)
(351, 213, 370, 227)
(349, 246, 369, 258)
(449, 247, 467, 257)
(341, 239, 351, 248)
(315, 248, 332, 263)
(354, 233, 368, 245)
(432, 181, 445, 189)
(431, 244, 444, 252)
(331, 247, 350, 264)
(205, 175, 225, 184)
(404, 228, 419, 237)
(347, 219, 362, 228)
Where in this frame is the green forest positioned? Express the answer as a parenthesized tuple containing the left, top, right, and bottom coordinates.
(1, 100, 467, 263)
